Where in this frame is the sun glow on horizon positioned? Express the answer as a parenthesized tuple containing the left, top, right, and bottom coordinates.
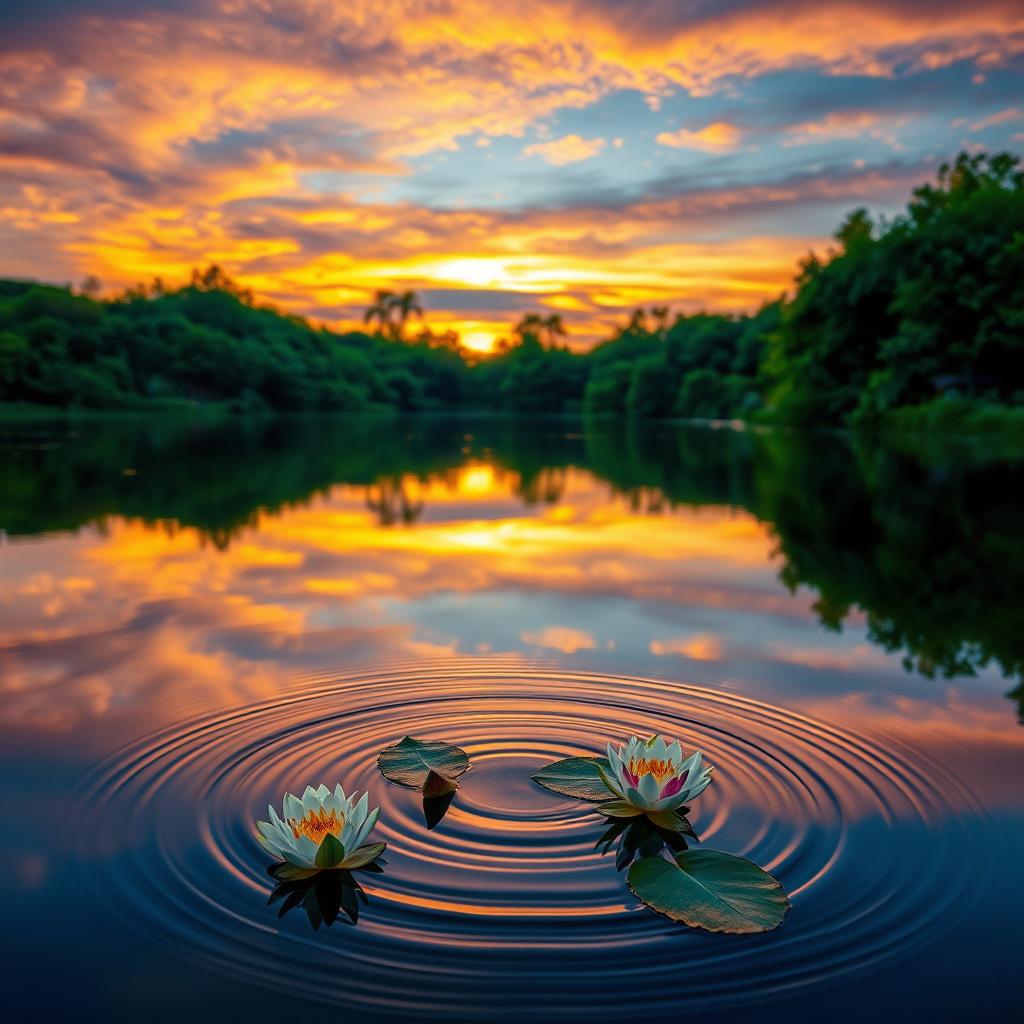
(1, 2, 1022, 345)
(461, 330, 499, 354)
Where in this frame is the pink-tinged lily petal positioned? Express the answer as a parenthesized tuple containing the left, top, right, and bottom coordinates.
(660, 772, 688, 799)
(623, 768, 639, 787)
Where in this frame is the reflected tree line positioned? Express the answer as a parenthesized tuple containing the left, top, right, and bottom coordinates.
(1, 415, 1021, 717)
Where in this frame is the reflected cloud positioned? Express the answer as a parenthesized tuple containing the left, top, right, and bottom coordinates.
(1, 418, 1022, 757)
(522, 626, 597, 654)
(650, 634, 724, 661)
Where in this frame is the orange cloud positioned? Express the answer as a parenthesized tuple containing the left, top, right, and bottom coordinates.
(969, 107, 1024, 130)
(1, 1, 1022, 338)
(650, 634, 725, 660)
(0, 466, 804, 732)
(656, 122, 742, 153)
(523, 134, 607, 165)
(783, 111, 880, 145)
(522, 626, 598, 653)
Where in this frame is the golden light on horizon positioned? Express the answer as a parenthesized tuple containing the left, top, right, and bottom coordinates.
(461, 330, 499, 354)
(2, 0, 1022, 346)
(457, 464, 498, 494)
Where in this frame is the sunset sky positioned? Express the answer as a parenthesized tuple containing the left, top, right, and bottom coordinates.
(1, 2, 1023, 348)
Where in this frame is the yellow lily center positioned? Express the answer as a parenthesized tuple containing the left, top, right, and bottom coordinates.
(627, 756, 677, 782)
(288, 807, 344, 845)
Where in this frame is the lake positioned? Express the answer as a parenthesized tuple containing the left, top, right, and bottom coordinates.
(1, 415, 1021, 1021)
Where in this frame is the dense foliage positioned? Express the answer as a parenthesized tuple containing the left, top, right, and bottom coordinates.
(0, 270, 467, 413)
(768, 152, 1024, 424)
(0, 153, 1021, 424)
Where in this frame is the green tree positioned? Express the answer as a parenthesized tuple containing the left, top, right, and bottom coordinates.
(393, 290, 423, 340)
(364, 290, 397, 337)
(627, 355, 676, 418)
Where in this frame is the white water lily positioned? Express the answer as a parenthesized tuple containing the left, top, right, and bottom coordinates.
(256, 784, 383, 870)
(599, 735, 713, 816)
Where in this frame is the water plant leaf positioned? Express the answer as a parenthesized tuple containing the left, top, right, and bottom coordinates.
(378, 736, 469, 789)
(422, 768, 459, 797)
(594, 815, 692, 868)
(303, 886, 323, 930)
(616, 822, 647, 871)
(594, 799, 644, 817)
(268, 867, 375, 931)
(646, 808, 699, 840)
(661, 830, 690, 855)
(315, 833, 346, 869)
(269, 862, 319, 882)
(637, 830, 665, 859)
(340, 883, 360, 925)
(316, 871, 343, 927)
(342, 842, 386, 869)
(531, 756, 614, 800)
(277, 886, 306, 918)
(594, 818, 631, 851)
(627, 850, 790, 934)
(423, 789, 457, 830)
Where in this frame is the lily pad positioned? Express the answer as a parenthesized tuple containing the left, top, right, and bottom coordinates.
(627, 850, 790, 934)
(377, 736, 469, 789)
(531, 756, 614, 801)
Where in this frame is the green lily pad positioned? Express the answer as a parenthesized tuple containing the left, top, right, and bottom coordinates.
(377, 736, 469, 789)
(627, 850, 790, 934)
(314, 833, 346, 869)
(531, 756, 614, 801)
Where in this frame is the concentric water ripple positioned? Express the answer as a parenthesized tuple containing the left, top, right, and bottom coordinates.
(70, 658, 992, 1020)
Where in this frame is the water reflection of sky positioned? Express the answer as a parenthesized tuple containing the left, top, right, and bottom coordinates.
(1, 432, 1022, 1022)
(2, 464, 1017, 746)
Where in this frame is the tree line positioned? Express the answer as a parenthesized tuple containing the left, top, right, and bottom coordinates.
(0, 152, 1021, 426)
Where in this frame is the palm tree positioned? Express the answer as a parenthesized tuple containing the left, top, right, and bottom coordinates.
(541, 314, 567, 346)
(514, 313, 546, 343)
(393, 290, 423, 340)
(626, 308, 648, 334)
(364, 290, 423, 340)
(515, 313, 567, 347)
(78, 275, 102, 299)
(650, 306, 670, 336)
(364, 289, 397, 336)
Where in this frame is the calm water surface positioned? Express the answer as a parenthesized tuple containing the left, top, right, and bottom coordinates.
(1, 416, 1021, 1022)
